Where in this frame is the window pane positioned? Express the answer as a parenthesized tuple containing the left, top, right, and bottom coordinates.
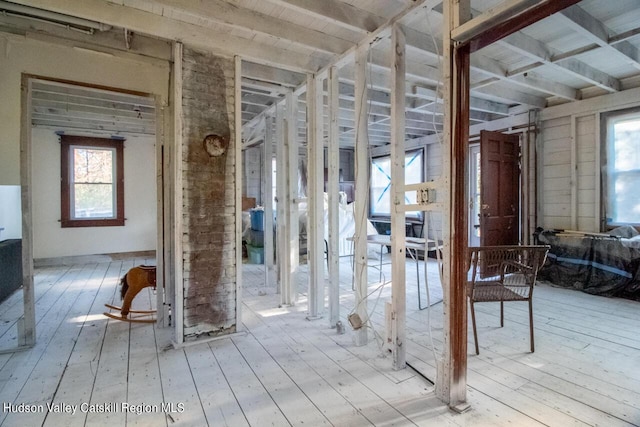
(61, 136, 124, 227)
(73, 148, 113, 183)
(608, 171, 640, 225)
(74, 183, 114, 218)
(607, 115, 640, 226)
(613, 120, 640, 172)
(370, 151, 423, 218)
(405, 151, 422, 206)
(371, 157, 391, 216)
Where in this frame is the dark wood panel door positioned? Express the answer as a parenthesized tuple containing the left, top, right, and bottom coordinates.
(480, 130, 520, 247)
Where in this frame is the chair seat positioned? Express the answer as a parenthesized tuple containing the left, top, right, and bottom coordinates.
(469, 281, 530, 302)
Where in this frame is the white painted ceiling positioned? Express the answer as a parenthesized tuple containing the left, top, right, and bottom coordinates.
(2, 0, 640, 147)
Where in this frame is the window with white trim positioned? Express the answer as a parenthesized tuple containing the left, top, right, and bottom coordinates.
(603, 109, 640, 228)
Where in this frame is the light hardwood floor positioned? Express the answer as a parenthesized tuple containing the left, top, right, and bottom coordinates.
(0, 255, 638, 426)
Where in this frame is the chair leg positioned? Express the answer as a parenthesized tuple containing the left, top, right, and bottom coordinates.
(529, 298, 535, 353)
(500, 301, 504, 327)
(470, 300, 479, 355)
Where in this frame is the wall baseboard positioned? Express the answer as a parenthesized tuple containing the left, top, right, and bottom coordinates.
(34, 250, 156, 267)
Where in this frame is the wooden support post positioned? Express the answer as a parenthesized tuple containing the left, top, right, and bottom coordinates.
(306, 74, 324, 320)
(162, 89, 175, 329)
(353, 44, 369, 346)
(20, 75, 35, 347)
(390, 24, 407, 370)
(328, 66, 341, 328)
(570, 115, 578, 230)
(287, 90, 300, 305)
(275, 102, 289, 301)
(522, 129, 530, 244)
(234, 55, 243, 330)
(173, 41, 185, 344)
(439, 0, 470, 409)
(594, 113, 601, 231)
(154, 94, 167, 326)
(263, 115, 275, 292)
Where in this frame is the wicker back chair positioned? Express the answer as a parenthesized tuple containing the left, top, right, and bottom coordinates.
(467, 245, 550, 354)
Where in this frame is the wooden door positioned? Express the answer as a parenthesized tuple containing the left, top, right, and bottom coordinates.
(479, 130, 520, 247)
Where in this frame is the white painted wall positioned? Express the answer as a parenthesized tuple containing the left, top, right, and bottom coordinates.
(0, 185, 21, 240)
(0, 31, 170, 258)
(244, 146, 262, 204)
(0, 32, 169, 186)
(31, 128, 157, 258)
(538, 87, 640, 232)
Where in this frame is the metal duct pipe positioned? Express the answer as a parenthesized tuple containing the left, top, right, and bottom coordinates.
(0, 0, 112, 31)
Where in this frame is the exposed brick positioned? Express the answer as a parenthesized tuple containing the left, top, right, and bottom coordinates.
(180, 46, 237, 340)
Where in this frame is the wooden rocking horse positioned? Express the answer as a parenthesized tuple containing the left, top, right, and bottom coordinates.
(104, 265, 157, 323)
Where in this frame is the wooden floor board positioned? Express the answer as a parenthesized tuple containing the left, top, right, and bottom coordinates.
(1, 263, 101, 426)
(231, 332, 333, 426)
(154, 328, 208, 427)
(208, 338, 291, 426)
(241, 305, 374, 426)
(1, 257, 639, 426)
(183, 342, 249, 427)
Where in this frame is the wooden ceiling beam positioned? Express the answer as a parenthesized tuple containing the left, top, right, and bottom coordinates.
(452, 0, 583, 52)
(500, 30, 621, 93)
(241, 62, 306, 88)
(263, 0, 384, 33)
(135, 0, 353, 55)
(412, 85, 510, 115)
(473, 84, 547, 108)
(12, 0, 327, 73)
(557, 5, 640, 71)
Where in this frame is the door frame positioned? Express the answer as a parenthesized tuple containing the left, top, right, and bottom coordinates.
(18, 74, 167, 348)
(468, 144, 481, 247)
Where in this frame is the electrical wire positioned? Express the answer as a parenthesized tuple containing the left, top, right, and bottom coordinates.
(422, 6, 447, 371)
(425, 8, 444, 145)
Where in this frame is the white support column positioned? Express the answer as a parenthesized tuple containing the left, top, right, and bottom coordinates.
(263, 115, 275, 293)
(390, 24, 407, 370)
(328, 66, 341, 328)
(173, 41, 185, 344)
(594, 113, 601, 231)
(275, 102, 290, 301)
(570, 115, 578, 230)
(285, 90, 299, 305)
(20, 76, 35, 348)
(353, 44, 369, 346)
(155, 95, 167, 326)
(307, 74, 324, 320)
(234, 56, 244, 331)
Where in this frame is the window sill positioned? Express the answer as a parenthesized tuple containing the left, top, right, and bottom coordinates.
(61, 219, 125, 228)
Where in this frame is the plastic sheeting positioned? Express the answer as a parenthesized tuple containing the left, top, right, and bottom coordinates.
(537, 228, 640, 300)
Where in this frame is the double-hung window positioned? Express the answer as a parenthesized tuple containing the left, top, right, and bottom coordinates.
(603, 109, 640, 228)
(370, 149, 424, 220)
(60, 135, 125, 227)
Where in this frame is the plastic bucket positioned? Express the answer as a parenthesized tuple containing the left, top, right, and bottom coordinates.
(246, 244, 264, 264)
(250, 208, 264, 231)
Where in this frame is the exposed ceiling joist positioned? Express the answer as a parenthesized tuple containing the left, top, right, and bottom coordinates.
(413, 83, 510, 115)
(474, 84, 547, 108)
(136, 0, 353, 55)
(499, 30, 621, 92)
(10, 0, 328, 72)
(263, 0, 384, 33)
(557, 5, 640, 70)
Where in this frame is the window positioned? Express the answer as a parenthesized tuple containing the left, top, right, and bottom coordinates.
(604, 110, 640, 227)
(60, 135, 125, 227)
(370, 149, 424, 220)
